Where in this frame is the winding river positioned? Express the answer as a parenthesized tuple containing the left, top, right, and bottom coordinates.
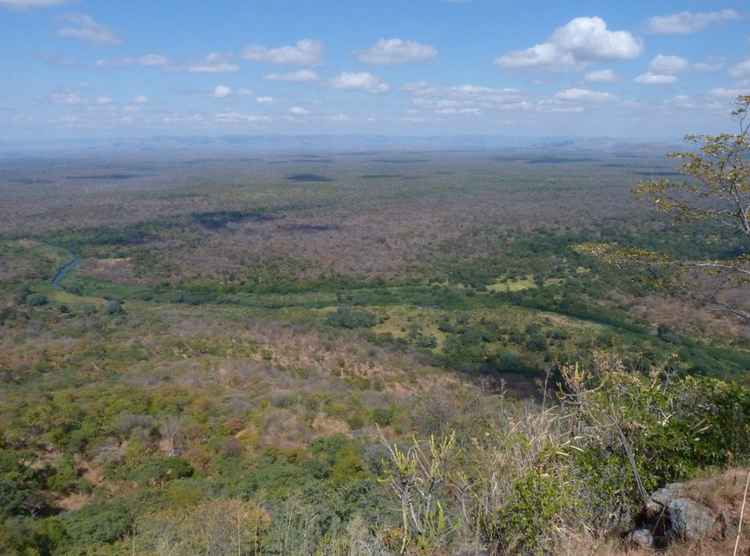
(51, 254, 81, 289)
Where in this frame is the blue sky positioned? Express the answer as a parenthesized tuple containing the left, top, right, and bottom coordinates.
(1, 0, 749, 140)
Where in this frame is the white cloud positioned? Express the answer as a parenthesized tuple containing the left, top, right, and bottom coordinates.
(647, 10, 740, 35)
(57, 13, 122, 46)
(161, 113, 205, 125)
(540, 106, 584, 113)
(242, 39, 322, 65)
(97, 54, 169, 67)
(289, 106, 310, 116)
(212, 85, 232, 98)
(0, 0, 67, 7)
(405, 82, 531, 112)
(188, 53, 239, 73)
(97, 52, 239, 73)
(215, 112, 271, 124)
(495, 17, 641, 70)
(358, 38, 437, 64)
(730, 59, 750, 80)
(237, 88, 253, 96)
(256, 96, 274, 103)
(331, 72, 390, 93)
(584, 69, 616, 82)
(693, 59, 725, 72)
(96, 96, 113, 105)
(648, 54, 689, 75)
(435, 107, 481, 115)
(666, 95, 696, 109)
(555, 88, 615, 103)
(331, 113, 350, 122)
(264, 69, 319, 82)
(134, 54, 168, 66)
(49, 91, 83, 105)
(133, 95, 148, 104)
(710, 88, 750, 99)
(634, 73, 677, 85)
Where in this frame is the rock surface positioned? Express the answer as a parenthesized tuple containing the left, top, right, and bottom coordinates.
(627, 528, 654, 549)
(667, 497, 719, 542)
(628, 481, 723, 548)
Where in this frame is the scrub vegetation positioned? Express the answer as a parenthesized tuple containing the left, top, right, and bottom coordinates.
(2, 104, 750, 554)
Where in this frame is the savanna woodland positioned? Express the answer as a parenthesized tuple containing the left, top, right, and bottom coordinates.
(3, 69, 750, 556)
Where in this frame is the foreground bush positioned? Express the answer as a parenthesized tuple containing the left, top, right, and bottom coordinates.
(378, 354, 750, 554)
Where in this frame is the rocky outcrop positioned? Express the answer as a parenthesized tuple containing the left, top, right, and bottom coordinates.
(627, 482, 726, 548)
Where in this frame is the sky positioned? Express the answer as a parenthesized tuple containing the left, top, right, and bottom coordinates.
(1, 0, 749, 141)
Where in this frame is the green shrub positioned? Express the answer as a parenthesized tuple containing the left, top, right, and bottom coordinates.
(371, 407, 396, 427)
(415, 335, 438, 349)
(78, 303, 98, 315)
(25, 294, 48, 307)
(104, 299, 123, 315)
(488, 470, 574, 554)
(128, 457, 194, 486)
(61, 501, 133, 545)
(326, 307, 379, 329)
(525, 334, 547, 352)
(569, 370, 750, 528)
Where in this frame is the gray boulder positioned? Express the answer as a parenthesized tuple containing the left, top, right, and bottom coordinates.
(668, 498, 719, 542)
(627, 528, 654, 549)
(639, 482, 722, 545)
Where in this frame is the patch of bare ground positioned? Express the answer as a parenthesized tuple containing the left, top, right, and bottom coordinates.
(56, 493, 92, 512)
(629, 293, 750, 340)
(79, 257, 139, 284)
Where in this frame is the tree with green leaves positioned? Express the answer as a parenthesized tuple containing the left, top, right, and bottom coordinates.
(581, 95, 750, 322)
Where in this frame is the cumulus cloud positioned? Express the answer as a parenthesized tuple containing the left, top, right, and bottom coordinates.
(97, 52, 238, 73)
(647, 10, 740, 35)
(96, 54, 169, 68)
(495, 17, 642, 70)
(242, 39, 322, 65)
(730, 59, 750, 80)
(555, 88, 615, 103)
(665, 95, 696, 109)
(648, 54, 689, 75)
(57, 14, 122, 45)
(215, 112, 271, 124)
(331, 72, 389, 93)
(358, 38, 437, 64)
(0, 0, 67, 7)
(49, 91, 83, 105)
(212, 85, 232, 98)
(256, 96, 274, 103)
(404, 82, 530, 113)
(435, 107, 481, 115)
(536, 101, 585, 113)
(188, 53, 239, 73)
(634, 73, 677, 85)
(289, 106, 310, 116)
(264, 69, 319, 82)
(133, 95, 148, 104)
(96, 96, 113, 105)
(584, 69, 616, 82)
